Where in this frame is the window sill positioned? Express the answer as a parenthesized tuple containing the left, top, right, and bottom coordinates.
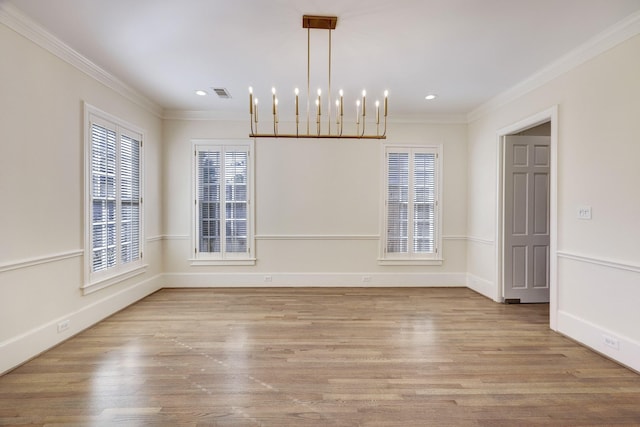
(378, 258, 443, 266)
(82, 264, 148, 295)
(189, 258, 256, 266)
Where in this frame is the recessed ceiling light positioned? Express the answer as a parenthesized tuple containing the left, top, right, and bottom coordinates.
(425, 94, 437, 100)
(195, 90, 207, 96)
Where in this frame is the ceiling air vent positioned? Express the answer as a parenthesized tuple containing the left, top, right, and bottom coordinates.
(212, 87, 232, 99)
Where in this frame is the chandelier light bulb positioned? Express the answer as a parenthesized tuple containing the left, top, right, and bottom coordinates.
(295, 88, 299, 95)
(249, 86, 253, 94)
(272, 87, 276, 94)
(362, 90, 366, 97)
(384, 90, 388, 98)
(339, 89, 344, 96)
(317, 88, 322, 96)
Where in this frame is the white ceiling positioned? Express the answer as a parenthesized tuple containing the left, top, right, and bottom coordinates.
(6, 0, 640, 119)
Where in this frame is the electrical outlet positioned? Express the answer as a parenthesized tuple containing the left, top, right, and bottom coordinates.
(603, 334, 619, 350)
(577, 206, 592, 220)
(362, 276, 372, 283)
(57, 320, 70, 333)
(264, 275, 272, 283)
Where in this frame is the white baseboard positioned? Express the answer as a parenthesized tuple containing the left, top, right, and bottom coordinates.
(163, 272, 466, 288)
(466, 274, 498, 301)
(0, 274, 163, 375)
(558, 310, 640, 373)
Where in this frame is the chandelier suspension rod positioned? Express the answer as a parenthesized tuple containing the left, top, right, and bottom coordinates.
(328, 27, 332, 136)
(306, 27, 310, 136)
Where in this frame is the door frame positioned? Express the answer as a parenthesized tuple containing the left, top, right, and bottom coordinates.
(495, 106, 558, 330)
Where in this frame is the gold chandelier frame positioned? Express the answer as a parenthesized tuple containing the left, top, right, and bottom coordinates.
(249, 15, 387, 139)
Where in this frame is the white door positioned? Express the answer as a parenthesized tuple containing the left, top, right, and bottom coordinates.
(504, 135, 550, 303)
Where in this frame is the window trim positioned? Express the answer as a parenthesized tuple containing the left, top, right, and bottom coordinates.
(83, 103, 146, 294)
(379, 144, 443, 266)
(190, 139, 256, 266)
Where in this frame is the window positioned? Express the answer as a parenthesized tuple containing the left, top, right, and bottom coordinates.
(381, 145, 442, 265)
(84, 104, 145, 292)
(192, 141, 255, 265)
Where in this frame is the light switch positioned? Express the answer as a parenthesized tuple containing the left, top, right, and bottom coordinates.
(577, 206, 592, 220)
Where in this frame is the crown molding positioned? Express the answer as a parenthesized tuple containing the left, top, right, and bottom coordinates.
(467, 10, 640, 123)
(0, 1, 163, 117)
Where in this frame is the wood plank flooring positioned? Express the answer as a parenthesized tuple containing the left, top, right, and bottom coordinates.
(1, 287, 639, 426)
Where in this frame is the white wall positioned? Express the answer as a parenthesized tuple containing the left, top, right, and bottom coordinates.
(0, 18, 163, 374)
(466, 34, 640, 371)
(162, 119, 468, 287)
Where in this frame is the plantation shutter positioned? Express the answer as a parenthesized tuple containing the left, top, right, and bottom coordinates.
(90, 118, 143, 274)
(198, 150, 222, 253)
(413, 152, 436, 253)
(91, 122, 117, 272)
(224, 151, 248, 253)
(196, 145, 250, 257)
(386, 152, 409, 253)
(120, 132, 141, 264)
(385, 147, 438, 257)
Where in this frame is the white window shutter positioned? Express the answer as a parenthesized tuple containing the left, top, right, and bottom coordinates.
(386, 152, 409, 253)
(197, 150, 222, 253)
(120, 133, 141, 264)
(194, 143, 252, 261)
(90, 122, 117, 272)
(384, 146, 440, 260)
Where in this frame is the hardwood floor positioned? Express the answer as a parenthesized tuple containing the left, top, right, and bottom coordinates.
(1, 288, 639, 426)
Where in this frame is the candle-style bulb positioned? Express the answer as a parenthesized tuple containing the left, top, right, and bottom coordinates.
(249, 86, 253, 94)
(384, 90, 389, 117)
(295, 87, 299, 95)
(339, 89, 344, 97)
(254, 98, 258, 122)
(272, 87, 276, 94)
(361, 90, 366, 117)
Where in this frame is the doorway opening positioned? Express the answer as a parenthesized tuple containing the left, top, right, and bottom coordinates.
(495, 106, 558, 330)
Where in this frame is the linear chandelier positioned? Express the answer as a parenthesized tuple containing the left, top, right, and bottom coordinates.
(249, 15, 388, 139)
